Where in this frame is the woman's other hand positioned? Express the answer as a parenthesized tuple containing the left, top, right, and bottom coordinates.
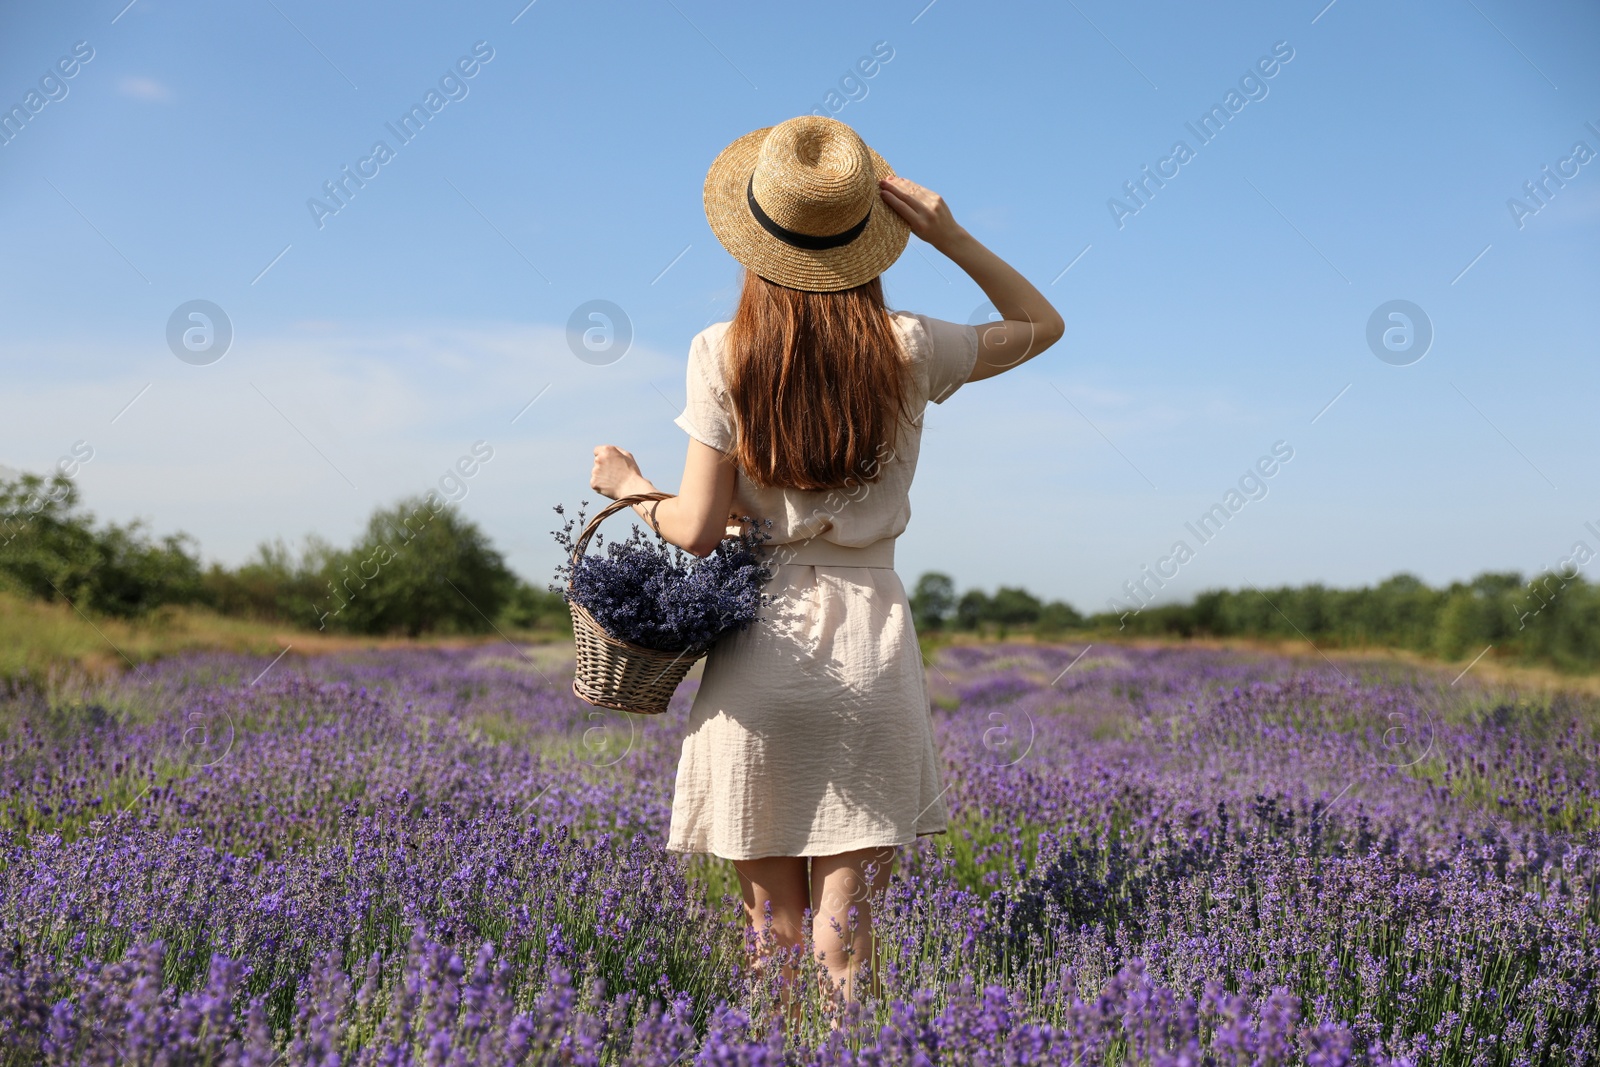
(877, 176, 967, 252)
(880, 175, 1064, 381)
(590, 445, 652, 500)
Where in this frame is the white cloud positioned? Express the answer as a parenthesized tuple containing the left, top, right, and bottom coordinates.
(118, 76, 173, 102)
(1, 317, 1406, 608)
(1550, 182, 1600, 226)
(0, 320, 690, 581)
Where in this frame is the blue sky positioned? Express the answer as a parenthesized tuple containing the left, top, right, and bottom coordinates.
(2, 0, 1597, 613)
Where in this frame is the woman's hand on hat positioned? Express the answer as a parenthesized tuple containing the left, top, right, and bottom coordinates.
(590, 445, 653, 501)
(878, 175, 967, 251)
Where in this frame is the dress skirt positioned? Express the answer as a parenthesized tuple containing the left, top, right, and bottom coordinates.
(664, 559, 950, 860)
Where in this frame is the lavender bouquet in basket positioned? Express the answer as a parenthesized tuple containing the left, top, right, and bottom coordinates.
(552, 503, 773, 654)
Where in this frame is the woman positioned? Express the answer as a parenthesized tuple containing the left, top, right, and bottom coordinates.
(589, 115, 1063, 1005)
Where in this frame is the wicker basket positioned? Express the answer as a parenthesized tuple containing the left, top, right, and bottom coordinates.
(566, 493, 710, 715)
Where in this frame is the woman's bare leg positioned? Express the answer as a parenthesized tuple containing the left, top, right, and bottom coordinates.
(731, 855, 810, 1019)
(809, 845, 895, 1002)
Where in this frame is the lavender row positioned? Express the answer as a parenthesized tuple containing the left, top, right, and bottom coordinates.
(0, 642, 1593, 1063)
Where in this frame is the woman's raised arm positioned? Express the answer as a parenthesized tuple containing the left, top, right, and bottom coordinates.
(877, 175, 1064, 382)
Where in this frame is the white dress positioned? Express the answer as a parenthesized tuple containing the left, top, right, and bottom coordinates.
(664, 310, 980, 860)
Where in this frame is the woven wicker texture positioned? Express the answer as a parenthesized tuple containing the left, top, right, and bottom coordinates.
(703, 115, 909, 292)
(566, 493, 708, 715)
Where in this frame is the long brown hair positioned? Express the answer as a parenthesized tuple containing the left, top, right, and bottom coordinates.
(722, 271, 909, 491)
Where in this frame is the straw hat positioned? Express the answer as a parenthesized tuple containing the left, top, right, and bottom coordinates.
(703, 116, 909, 292)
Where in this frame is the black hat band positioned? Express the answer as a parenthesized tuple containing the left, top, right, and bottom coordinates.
(746, 174, 872, 251)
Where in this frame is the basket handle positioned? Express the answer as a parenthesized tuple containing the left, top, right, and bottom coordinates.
(570, 492, 675, 569)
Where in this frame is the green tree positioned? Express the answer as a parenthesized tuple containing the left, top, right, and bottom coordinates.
(910, 572, 956, 633)
(201, 537, 334, 624)
(955, 589, 989, 631)
(1524, 577, 1600, 671)
(0, 473, 200, 616)
(1, 473, 99, 603)
(988, 586, 1043, 627)
(87, 522, 203, 616)
(501, 580, 573, 633)
(1356, 573, 1444, 649)
(1433, 572, 1521, 660)
(1036, 600, 1085, 636)
(319, 495, 515, 636)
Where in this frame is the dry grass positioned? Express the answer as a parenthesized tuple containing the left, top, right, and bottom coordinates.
(1215, 635, 1600, 696)
(0, 591, 567, 686)
(9, 589, 1594, 699)
(923, 629, 1600, 696)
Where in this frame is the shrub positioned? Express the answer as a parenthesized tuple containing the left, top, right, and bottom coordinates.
(200, 537, 334, 625)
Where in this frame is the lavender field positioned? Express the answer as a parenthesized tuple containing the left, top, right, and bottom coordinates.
(0, 642, 1596, 1065)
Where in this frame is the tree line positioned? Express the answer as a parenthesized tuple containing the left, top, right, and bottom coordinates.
(910, 567, 1600, 673)
(908, 573, 1084, 636)
(6, 471, 1598, 672)
(1099, 571, 1600, 672)
(0, 473, 568, 636)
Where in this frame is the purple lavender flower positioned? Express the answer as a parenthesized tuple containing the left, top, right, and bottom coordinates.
(0, 641, 1592, 1063)
(552, 504, 772, 652)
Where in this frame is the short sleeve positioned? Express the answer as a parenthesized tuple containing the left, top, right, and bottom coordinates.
(674, 331, 737, 452)
(914, 314, 980, 405)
